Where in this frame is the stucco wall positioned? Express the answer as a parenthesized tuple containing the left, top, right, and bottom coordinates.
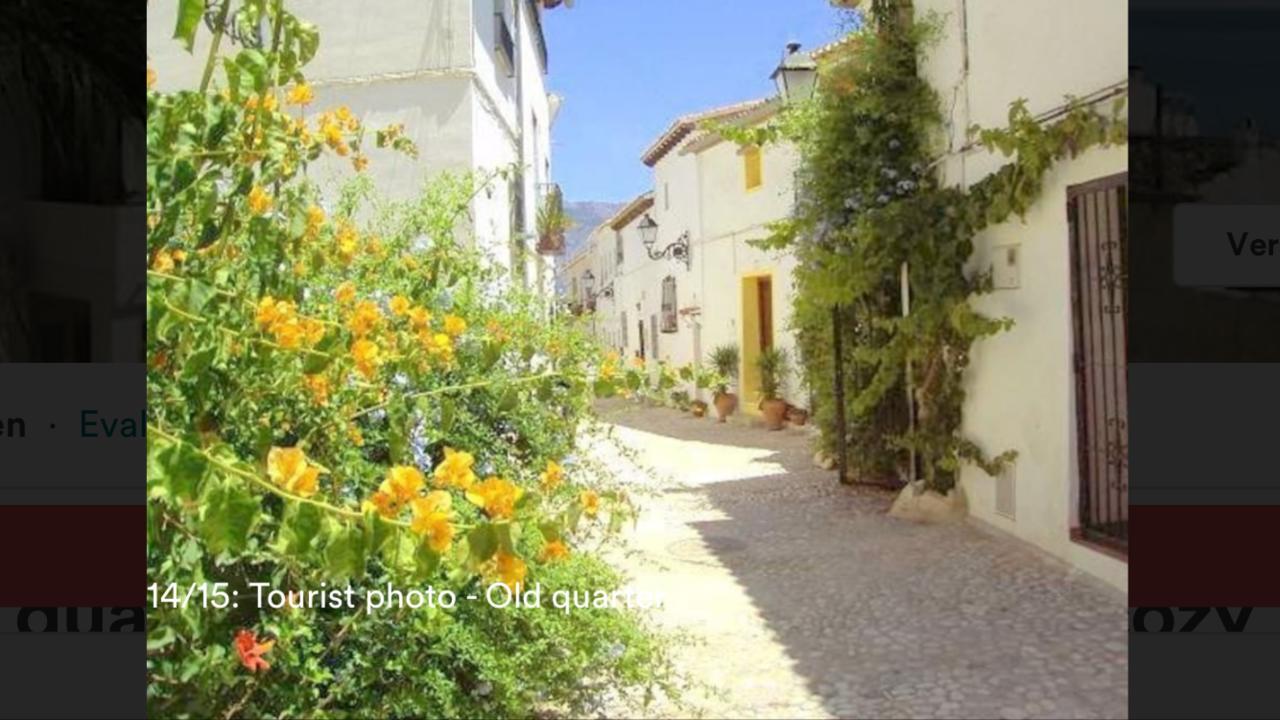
(693, 137, 803, 407)
(916, 0, 1128, 590)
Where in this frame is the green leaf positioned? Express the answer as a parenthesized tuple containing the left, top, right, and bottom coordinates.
(467, 524, 498, 564)
(173, 0, 206, 52)
(323, 522, 366, 581)
(387, 401, 409, 464)
(235, 49, 269, 94)
(411, 543, 440, 582)
(182, 348, 216, 382)
(497, 387, 518, 412)
(538, 521, 562, 543)
(153, 440, 210, 501)
(439, 397, 456, 435)
(280, 502, 323, 554)
(594, 378, 617, 398)
(197, 478, 259, 556)
(362, 508, 395, 555)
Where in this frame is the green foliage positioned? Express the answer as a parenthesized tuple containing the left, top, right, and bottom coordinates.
(718, 4, 1127, 491)
(756, 347, 789, 401)
(707, 344, 740, 392)
(536, 184, 573, 237)
(146, 3, 674, 716)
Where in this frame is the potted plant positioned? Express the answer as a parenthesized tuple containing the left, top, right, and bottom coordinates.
(757, 347, 790, 430)
(787, 404, 810, 426)
(689, 399, 708, 418)
(708, 344, 740, 422)
(670, 389, 691, 411)
(536, 186, 573, 255)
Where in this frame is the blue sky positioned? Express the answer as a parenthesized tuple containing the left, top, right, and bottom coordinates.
(542, 1, 853, 204)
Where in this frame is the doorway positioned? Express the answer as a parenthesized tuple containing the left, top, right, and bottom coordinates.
(740, 274, 774, 411)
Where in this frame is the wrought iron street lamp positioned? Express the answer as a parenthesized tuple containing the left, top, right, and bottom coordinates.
(579, 270, 612, 301)
(771, 42, 818, 102)
(637, 214, 691, 270)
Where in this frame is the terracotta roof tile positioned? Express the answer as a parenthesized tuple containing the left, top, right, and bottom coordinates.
(641, 98, 773, 167)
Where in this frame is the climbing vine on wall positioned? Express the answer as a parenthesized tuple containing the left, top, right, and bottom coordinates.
(714, 3, 1127, 492)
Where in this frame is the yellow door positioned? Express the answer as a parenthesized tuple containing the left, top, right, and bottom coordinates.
(740, 274, 774, 414)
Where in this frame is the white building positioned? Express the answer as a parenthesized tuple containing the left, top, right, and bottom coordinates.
(912, 0, 1129, 589)
(147, 0, 563, 295)
(563, 97, 807, 413)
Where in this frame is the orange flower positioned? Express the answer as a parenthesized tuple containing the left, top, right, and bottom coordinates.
(389, 295, 411, 317)
(410, 491, 455, 553)
(408, 306, 432, 330)
(381, 466, 425, 504)
(335, 281, 356, 305)
(147, 64, 157, 90)
(347, 300, 382, 338)
(305, 205, 326, 237)
(539, 539, 570, 563)
(234, 629, 274, 673)
(432, 448, 476, 490)
(491, 550, 527, 591)
(267, 446, 321, 498)
(466, 476, 523, 520)
(303, 374, 330, 406)
(351, 339, 381, 380)
(352, 154, 369, 173)
(151, 249, 175, 273)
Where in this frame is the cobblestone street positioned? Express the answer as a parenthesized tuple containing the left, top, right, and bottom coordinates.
(589, 399, 1128, 720)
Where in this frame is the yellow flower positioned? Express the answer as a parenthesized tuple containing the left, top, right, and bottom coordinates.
(335, 281, 356, 305)
(409, 306, 432, 330)
(466, 476, 524, 520)
(336, 221, 359, 261)
(539, 540, 570, 564)
(540, 460, 564, 493)
(422, 331, 455, 365)
(286, 83, 314, 106)
(147, 64, 157, 90)
(348, 424, 365, 447)
(271, 318, 305, 349)
(362, 490, 397, 519)
(432, 447, 476, 491)
(389, 295, 411, 317)
(443, 314, 467, 337)
(631, 356, 646, 369)
(248, 185, 273, 216)
(410, 491, 455, 553)
(381, 466, 425, 505)
(267, 447, 321, 498)
(305, 205, 326, 237)
(580, 490, 600, 518)
(351, 339, 381, 380)
(255, 297, 282, 329)
(303, 374, 329, 406)
(301, 317, 326, 346)
(352, 154, 369, 173)
(151, 249, 175, 273)
(347, 300, 382, 338)
(491, 551, 527, 592)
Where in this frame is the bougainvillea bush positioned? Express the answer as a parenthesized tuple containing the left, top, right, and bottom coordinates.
(146, 2, 674, 716)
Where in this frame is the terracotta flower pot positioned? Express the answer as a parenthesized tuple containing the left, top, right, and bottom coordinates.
(761, 398, 788, 430)
(690, 401, 708, 418)
(787, 407, 809, 426)
(713, 392, 737, 423)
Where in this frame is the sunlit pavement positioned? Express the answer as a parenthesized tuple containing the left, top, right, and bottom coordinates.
(587, 398, 1127, 720)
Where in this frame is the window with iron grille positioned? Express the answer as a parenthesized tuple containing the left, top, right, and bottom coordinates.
(660, 276, 678, 333)
(615, 230, 624, 265)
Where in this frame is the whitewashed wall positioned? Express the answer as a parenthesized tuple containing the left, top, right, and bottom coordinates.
(916, 0, 1128, 590)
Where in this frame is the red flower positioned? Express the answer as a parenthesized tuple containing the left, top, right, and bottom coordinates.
(234, 629, 274, 673)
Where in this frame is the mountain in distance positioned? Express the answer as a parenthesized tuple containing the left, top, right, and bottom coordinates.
(561, 200, 624, 262)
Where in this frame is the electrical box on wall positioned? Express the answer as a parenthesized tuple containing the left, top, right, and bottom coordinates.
(991, 244, 1021, 289)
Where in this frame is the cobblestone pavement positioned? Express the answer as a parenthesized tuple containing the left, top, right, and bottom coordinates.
(588, 399, 1128, 720)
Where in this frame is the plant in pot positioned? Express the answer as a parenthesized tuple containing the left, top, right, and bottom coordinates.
(536, 186, 573, 254)
(708, 344, 740, 423)
(757, 347, 790, 431)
